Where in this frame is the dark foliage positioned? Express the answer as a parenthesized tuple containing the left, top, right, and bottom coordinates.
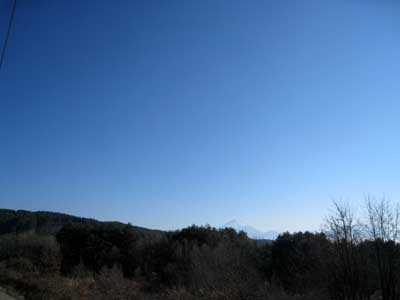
(271, 232, 331, 295)
(2, 208, 400, 299)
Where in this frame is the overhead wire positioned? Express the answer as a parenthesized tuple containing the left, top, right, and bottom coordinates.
(0, 0, 17, 71)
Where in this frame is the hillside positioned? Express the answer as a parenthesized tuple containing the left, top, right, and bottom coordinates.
(1, 202, 400, 299)
(0, 209, 160, 236)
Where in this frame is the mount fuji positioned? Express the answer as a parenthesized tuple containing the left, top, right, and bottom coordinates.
(221, 220, 279, 240)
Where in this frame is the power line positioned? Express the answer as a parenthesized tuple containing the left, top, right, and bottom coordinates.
(0, 0, 17, 71)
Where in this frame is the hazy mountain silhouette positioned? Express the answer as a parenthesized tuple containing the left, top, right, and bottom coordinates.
(0, 209, 279, 241)
(221, 219, 279, 239)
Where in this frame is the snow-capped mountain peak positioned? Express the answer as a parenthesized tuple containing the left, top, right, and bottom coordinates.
(221, 220, 278, 240)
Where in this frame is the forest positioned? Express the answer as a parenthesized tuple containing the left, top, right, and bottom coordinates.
(1, 198, 400, 300)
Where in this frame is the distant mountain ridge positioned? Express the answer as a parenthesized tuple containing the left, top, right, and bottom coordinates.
(0, 209, 279, 241)
(0, 209, 160, 236)
(221, 219, 279, 240)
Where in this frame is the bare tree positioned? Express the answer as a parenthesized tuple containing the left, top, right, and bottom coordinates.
(365, 196, 400, 300)
(326, 201, 367, 300)
(365, 196, 399, 242)
(327, 201, 362, 245)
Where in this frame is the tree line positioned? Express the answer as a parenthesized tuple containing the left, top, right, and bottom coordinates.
(0, 198, 400, 300)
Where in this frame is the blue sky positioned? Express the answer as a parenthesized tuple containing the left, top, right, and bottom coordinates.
(1, 0, 400, 231)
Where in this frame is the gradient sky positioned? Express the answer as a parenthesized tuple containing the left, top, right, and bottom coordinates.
(1, 0, 400, 232)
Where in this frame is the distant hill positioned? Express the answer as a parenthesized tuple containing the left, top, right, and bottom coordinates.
(0, 209, 160, 236)
(222, 219, 279, 240)
(0, 209, 278, 243)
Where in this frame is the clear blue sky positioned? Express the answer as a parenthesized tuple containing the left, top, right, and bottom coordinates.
(1, 0, 400, 232)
